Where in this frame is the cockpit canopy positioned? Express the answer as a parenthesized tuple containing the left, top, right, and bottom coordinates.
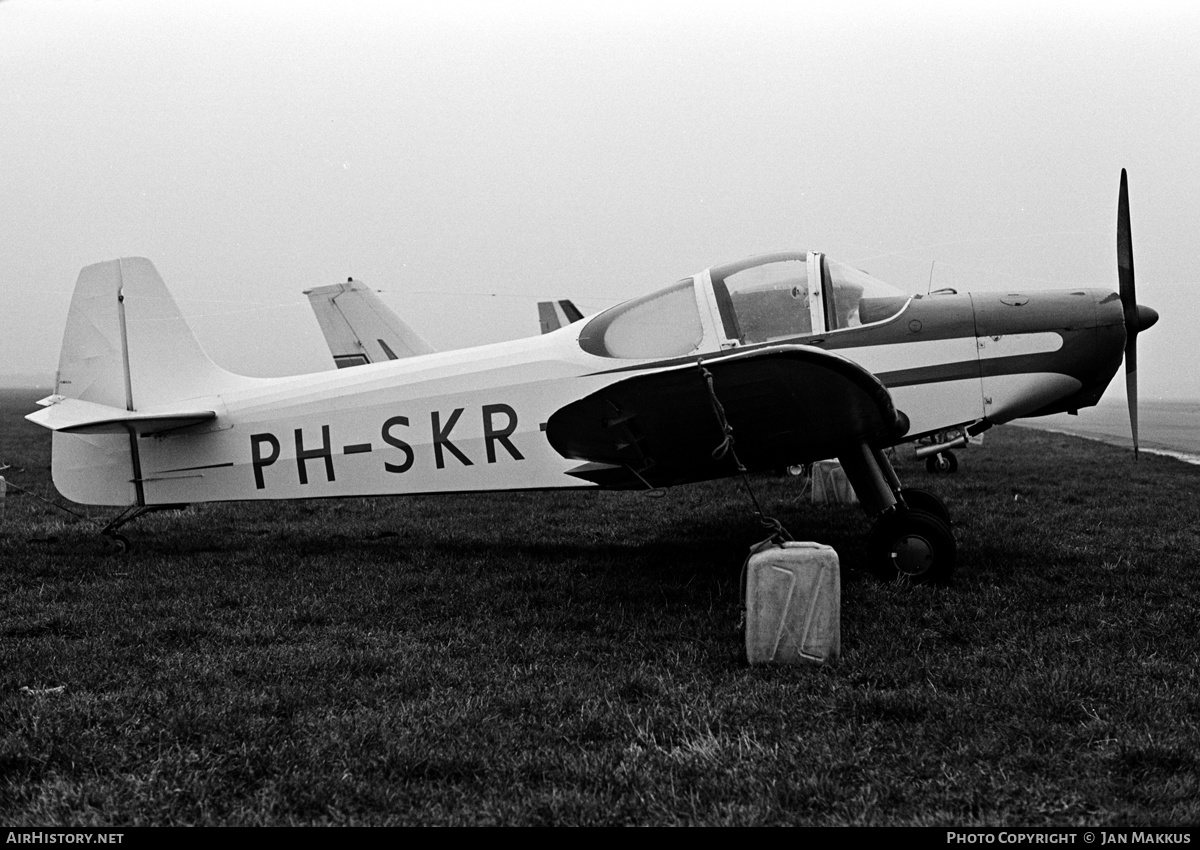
(579, 251, 910, 359)
(712, 251, 910, 344)
(577, 278, 704, 359)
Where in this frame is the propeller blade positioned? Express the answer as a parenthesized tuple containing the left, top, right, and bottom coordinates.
(1126, 341, 1139, 460)
(1117, 169, 1140, 459)
(1117, 168, 1136, 322)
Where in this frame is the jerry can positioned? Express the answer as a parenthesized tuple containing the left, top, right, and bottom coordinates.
(743, 541, 840, 665)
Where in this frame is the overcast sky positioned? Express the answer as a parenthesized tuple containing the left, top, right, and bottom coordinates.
(2, 0, 1198, 403)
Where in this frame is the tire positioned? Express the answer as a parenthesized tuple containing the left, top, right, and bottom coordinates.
(868, 508, 957, 585)
(926, 452, 953, 474)
(899, 487, 951, 526)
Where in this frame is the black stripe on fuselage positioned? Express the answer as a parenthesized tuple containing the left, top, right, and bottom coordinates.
(875, 360, 980, 388)
(157, 461, 236, 473)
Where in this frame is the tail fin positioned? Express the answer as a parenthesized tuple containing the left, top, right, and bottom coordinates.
(55, 257, 239, 408)
(29, 258, 246, 506)
(538, 299, 585, 334)
(304, 279, 436, 368)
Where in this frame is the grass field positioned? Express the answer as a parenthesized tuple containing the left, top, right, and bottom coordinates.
(1, 386, 1198, 826)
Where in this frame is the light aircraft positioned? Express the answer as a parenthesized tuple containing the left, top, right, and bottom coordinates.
(305, 278, 584, 369)
(27, 172, 1157, 584)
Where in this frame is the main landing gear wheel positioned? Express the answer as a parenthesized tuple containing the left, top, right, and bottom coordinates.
(869, 508, 956, 586)
(103, 532, 130, 553)
(898, 487, 952, 527)
(925, 450, 958, 474)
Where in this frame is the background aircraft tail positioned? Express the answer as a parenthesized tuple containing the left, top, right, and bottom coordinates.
(304, 279, 436, 367)
(538, 299, 584, 334)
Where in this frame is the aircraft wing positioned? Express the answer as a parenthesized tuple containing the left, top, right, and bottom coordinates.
(546, 345, 906, 487)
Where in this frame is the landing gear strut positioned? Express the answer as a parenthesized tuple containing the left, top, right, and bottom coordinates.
(838, 443, 957, 585)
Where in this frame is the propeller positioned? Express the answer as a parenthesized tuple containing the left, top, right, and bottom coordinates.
(1116, 168, 1160, 459)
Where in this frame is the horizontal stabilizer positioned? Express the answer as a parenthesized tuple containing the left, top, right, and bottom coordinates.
(26, 395, 216, 436)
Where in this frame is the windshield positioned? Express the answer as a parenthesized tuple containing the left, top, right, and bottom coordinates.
(578, 278, 703, 359)
(824, 258, 910, 330)
(711, 252, 909, 342)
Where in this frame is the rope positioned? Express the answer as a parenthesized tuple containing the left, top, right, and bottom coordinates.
(2, 479, 101, 527)
(703, 367, 744, 472)
(625, 465, 667, 498)
(698, 362, 793, 543)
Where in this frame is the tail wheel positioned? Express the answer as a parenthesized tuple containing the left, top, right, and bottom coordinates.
(868, 508, 957, 586)
(104, 532, 130, 553)
(925, 451, 958, 474)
